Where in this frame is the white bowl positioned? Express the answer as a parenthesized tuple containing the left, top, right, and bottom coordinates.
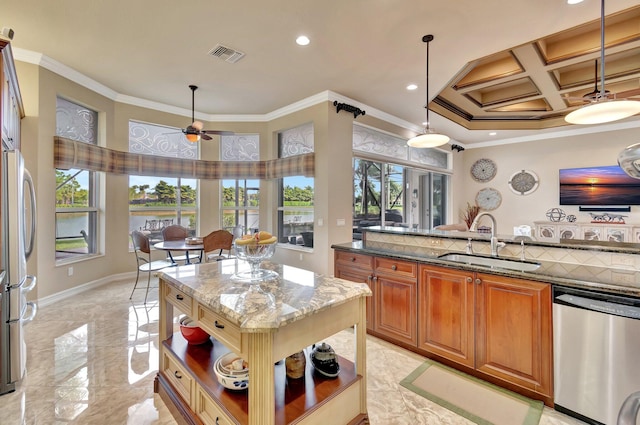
(214, 352, 249, 390)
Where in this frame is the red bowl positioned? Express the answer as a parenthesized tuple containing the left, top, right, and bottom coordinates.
(180, 325, 210, 345)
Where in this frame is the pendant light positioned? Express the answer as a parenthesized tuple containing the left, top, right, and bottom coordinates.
(564, 0, 640, 124)
(407, 34, 450, 148)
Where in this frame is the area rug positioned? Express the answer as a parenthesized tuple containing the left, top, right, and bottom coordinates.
(400, 359, 543, 425)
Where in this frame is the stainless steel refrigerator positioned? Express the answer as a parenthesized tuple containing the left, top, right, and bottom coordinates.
(0, 148, 37, 395)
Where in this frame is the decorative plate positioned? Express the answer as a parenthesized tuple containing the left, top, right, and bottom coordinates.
(470, 158, 497, 182)
(508, 169, 539, 195)
(475, 187, 502, 211)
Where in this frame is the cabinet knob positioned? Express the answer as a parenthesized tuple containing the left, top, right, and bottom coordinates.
(214, 320, 225, 329)
(174, 370, 182, 379)
(475, 278, 482, 285)
(466, 277, 472, 283)
(176, 294, 184, 301)
(351, 257, 356, 262)
(391, 264, 397, 271)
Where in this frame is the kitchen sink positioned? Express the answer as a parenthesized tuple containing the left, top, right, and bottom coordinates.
(437, 253, 541, 272)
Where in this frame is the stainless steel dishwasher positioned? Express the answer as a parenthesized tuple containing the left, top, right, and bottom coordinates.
(553, 286, 640, 425)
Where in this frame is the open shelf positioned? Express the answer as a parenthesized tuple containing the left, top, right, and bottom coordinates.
(164, 332, 360, 425)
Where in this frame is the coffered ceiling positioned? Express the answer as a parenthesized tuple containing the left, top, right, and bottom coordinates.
(432, 5, 640, 131)
(1, 0, 639, 146)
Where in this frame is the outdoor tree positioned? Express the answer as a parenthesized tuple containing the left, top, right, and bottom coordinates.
(154, 180, 176, 204)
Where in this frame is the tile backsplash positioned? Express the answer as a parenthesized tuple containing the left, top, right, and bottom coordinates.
(363, 231, 640, 271)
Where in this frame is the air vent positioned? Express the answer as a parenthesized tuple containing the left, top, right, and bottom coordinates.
(208, 44, 245, 63)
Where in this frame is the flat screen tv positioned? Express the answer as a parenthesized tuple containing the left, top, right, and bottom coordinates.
(559, 165, 640, 206)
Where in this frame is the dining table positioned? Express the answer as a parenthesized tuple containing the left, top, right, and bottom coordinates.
(153, 240, 204, 265)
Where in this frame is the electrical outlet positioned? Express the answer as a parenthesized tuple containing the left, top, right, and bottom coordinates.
(299, 253, 304, 261)
(68, 266, 73, 276)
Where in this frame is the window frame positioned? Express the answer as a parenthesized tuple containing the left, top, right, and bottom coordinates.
(55, 97, 100, 263)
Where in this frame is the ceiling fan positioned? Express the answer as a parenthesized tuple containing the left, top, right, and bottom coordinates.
(181, 84, 233, 142)
(565, 60, 640, 105)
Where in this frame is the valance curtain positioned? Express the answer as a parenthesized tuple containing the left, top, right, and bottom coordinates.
(54, 136, 314, 179)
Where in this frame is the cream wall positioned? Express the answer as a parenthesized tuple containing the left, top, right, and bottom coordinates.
(18, 57, 638, 302)
(459, 126, 640, 235)
(16, 60, 376, 300)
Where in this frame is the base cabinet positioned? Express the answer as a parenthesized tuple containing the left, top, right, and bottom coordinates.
(373, 257, 417, 347)
(335, 250, 553, 402)
(475, 273, 553, 397)
(335, 252, 417, 345)
(418, 265, 475, 368)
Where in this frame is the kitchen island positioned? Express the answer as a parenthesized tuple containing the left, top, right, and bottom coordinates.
(156, 260, 371, 425)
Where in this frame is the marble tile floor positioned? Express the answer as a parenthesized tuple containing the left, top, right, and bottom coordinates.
(0, 277, 587, 425)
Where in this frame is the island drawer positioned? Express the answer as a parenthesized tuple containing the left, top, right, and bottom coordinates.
(164, 284, 193, 316)
(374, 257, 417, 280)
(197, 305, 242, 354)
(335, 251, 373, 270)
(163, 350, 193, 406)
(195, 387, 233, 425)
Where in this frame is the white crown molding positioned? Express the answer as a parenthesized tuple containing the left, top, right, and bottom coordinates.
(12, 48, 421, 131)
(465, 118, 640, 149)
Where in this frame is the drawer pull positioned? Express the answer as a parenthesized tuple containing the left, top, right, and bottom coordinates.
(466, 277, 472, 283)
(351, 257, 356, 262)
(391, 264, 397, 271)
(174, 370, 182, 379)
(475, 278, 482, 285)
(214, 320, 225, 329)
(176, 294, 184, 301)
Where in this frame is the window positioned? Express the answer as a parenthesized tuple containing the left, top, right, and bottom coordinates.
(351, 125, 450, 239)
(220, 135, 261, 235)
(128, 121, 199, 243)
(353, 158, 449, 238)
(277, 124, 314, 247)
(55, 97, 99, 261)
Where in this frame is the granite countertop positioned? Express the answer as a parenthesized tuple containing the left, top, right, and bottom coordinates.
(333, 241, 640, 298)
(160, 260, 371, 332)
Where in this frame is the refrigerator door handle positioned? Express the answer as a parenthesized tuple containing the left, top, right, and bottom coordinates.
(23, 168, 36, 260)
(8, 301, 36, 325)
(7, 274, 36, 292)
(21, 301, 37, 325)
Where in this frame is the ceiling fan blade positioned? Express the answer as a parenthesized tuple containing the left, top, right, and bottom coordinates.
(202, 130, 234, 136)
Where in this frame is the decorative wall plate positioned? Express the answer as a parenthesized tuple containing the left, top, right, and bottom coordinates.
(508, 169, 539, 195)
(475, 187, 502, 211)
(470, 158, 497, 182)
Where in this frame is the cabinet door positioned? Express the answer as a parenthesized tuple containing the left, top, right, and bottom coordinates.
(335, 264, 374, 331)
(475, 273, 552, 397)
(418, 265, 475, 368)
(374, 274, 417, 346)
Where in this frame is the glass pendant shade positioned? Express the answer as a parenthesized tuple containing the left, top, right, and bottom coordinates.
(565, 100, 640, 125)
(407, 131, 450, 148)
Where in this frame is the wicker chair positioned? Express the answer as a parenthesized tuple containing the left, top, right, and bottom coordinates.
(161, 224, 190, 263)
(200, 229, 234, 262)
(130, 230, 173, 303)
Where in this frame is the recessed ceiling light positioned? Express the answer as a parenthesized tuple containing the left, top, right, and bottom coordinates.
(567, 0, 583, 4)
(296, 35, 310, 46)
(406, 84, 418, 91)
(489, 132, 497, 136)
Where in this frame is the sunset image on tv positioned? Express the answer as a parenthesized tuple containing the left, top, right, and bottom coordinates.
(559, 165, 640, 205)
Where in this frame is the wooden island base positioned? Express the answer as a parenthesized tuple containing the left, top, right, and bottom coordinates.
(156, 262, 371, 425)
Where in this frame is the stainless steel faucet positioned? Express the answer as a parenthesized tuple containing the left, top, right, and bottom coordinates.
(470, 212, 505, 257)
